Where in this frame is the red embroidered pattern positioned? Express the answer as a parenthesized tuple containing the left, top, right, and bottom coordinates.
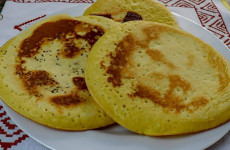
(189, 0, 205, 5)
(172, 0, 195, 8)
(159, 0, 230, 49)
(196, 11, 215, 24)
(0, 105, 29, 150)
(7, 0, 94, 3)
(14, 14, 46, 31)
(209, 18, 229, 34)
(224, 39, 230, 48)
(201, 2, 219, 13)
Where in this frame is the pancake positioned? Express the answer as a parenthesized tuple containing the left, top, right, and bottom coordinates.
(83, 0, 178, 27)
(85, 21, 230, 135)
(0, 14, 117, 130)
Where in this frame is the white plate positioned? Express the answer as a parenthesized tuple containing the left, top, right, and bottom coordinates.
(1, 5, 230, 150)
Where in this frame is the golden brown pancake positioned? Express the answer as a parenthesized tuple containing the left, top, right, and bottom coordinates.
(85, 21, 230, 135)
(0, 14, 117, 130)
(83, 0, 178, 27)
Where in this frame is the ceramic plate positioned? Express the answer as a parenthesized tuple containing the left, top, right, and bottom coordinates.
(1, 4, 230, 150)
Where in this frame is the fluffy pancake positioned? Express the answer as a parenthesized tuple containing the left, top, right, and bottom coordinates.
(83, 0, 178, 27)
(85, 21, 230, 135)
(0, 14, 116, 130)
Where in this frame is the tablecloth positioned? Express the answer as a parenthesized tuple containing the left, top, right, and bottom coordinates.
(0, 0, 229, 149)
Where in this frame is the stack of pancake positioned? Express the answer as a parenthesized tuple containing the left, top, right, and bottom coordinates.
(0, 0, 229, 136)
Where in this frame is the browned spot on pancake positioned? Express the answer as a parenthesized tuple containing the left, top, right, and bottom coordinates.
(142, 26, 163, 41)
(74, 23, 91, 33)
(187, 96, 209, 112)
(102, 24, 209, 113)
(19, 20, 79, 58)
(132, 84, 186, 112)
(151, 72, 166, 80)
(104, 25, 164, 87)
(91, 13, 112, 19)
(16, 64, 57, 96)
(126, 26, 162, 49)
(100, 60, 106, 69)
(218, 73, 230, 91)
(82, 28, 104, 46)
(19, 19, 104, 58)
(187, 54, 194, 67)
(146, 49, 176, 69)
(123, 11, 142, 23)
(16, 19, 105, 98)
(51, 93, 83, 107)
(168, 75, 190, 95)
(73, 77, 87, 90)
(130, 75, 208, 113)
(62, 41, 83, 58)
(208, 51, 230, 91)
(106, 34, 135, 87)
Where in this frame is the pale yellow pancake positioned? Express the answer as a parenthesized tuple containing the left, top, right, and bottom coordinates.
(0, 14, 116, 130)
(84, 0, 178, 27)
(85, 21, 230, 135)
